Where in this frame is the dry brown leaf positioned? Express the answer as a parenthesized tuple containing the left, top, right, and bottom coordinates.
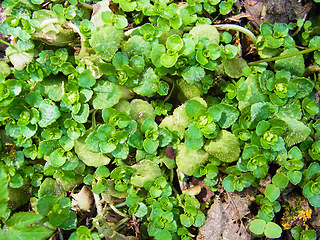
(197, 192, 252, 240)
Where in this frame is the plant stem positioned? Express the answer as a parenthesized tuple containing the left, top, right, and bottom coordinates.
(124, 27, 140, 36)
(0, 38, 13, 48)
(93, 193, 104, 217)
(67, 22, 88, 60)
(112, 217, 130, 230)
(80, 2, 94, 10)
(214, 24, 257, 44)
(248, 45, 320, 66)
(109, 203, 127, 217)
(39, 18, 59, 30)
(291, 13, 307, 37)
(115, 201, 127, 208)
(163, 77, 175, 103)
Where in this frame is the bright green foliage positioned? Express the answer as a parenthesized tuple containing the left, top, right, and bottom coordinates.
(249, 219, 266, 235)
(0, 0, 320, 239)
(291, 226, 317, 240)
(255, 194, 281, 222)
(176, 143, 209, 176)
(180, 195, 205, 228)
(89, 25, 124, 62)
(69, 226, 100, 240)
(265, 184, 280, 202)
(131, 160, 162, 187)
(204, 130, 240, 163)
(249, 219, 282, 238)
(0, 167, 8, 217)
(3, 212, 54, 240)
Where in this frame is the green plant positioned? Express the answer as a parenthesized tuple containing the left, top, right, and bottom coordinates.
(0, 0, 320, 239)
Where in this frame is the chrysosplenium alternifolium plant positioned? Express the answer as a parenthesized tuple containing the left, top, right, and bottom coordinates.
(0, 0, 320, 239)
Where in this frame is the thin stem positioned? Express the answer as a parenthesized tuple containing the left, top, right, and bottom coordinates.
(163, 76, 175, 103)
(66, 22, 88, 60)
(112, 217, 130, 230)
(169, 168, 174, 183)
(58, 229, 64, 240)
(291, 13, 308, 37)
(115, 201, 127, 208)
(109, 203, 127, 217)
(80, 2, 94, 10)
(248, 45, 320, 66)
(0, 38, 13, 48)
(162, 75, 174, 83)
(124, 27, 140, 36)
(93, 193, 104, 217)
(91, 109, 97, 130)
(214, 24, 257, 44)
(39, 18, 59, 30)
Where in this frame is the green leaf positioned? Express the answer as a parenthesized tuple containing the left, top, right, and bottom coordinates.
(224, 57, 248, 79)
(222, 175, 235, 192)
(122, 35, 151, 59)
(74, 136, 111, 167)
(6, 45, 34, 71)
(93, 81, 131, 109)
(189, 24, 219, 44)
(272, 172, 289, 189)
(50, 148, 67, 167)
(187, 123, 202, 139)
(276, 98, 302, 120)
(194, 211, 206, 227)
(209, 103, 239, 129)
(4, 212, 54, 240)
(180, 214, 194, 228)
(160, 53, 179, 68)
(249, 219, 266, 235)
(0, 167, 8, 217)
(133, 68, 159, 96)
(112, 143, 129, 159)
(89, 25, 123, 62)
(151, 44, 166, 68)
(281, 117, 311, 147)
(308, 193, 320, 207)
(250, 102, 278, 128)
(204, 130, 240, 163)
(265, 184, 280, 202)
(158, 128, 173, 147)
(38, 99, 61, 128)
(264, 222, 282, 239)
(72, 103, 89, 123)
(182, 66, 206, 85)
(274, 48, 305, 77)
(95, 166, 110, 178)
(166, 34, 183, 51)
(143, 139, 159, 154)
(185, 99, 206, 118)
(131, 160, 162, 187)
(185, 135, 205, 150)
(100, 141, 117, 153)
(135, 202, 148, 218)
(287, 171, 302, 185)
(155, 229, 172, 240)
(290, 78, 314, 99)
(78, 69, 96, 88)
(141, 118, 157, 132)
(176, 143, 208, 175)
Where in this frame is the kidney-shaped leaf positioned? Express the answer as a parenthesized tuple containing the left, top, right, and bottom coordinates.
(4, 212, 54, 240)
(89, 25, 123, 62)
